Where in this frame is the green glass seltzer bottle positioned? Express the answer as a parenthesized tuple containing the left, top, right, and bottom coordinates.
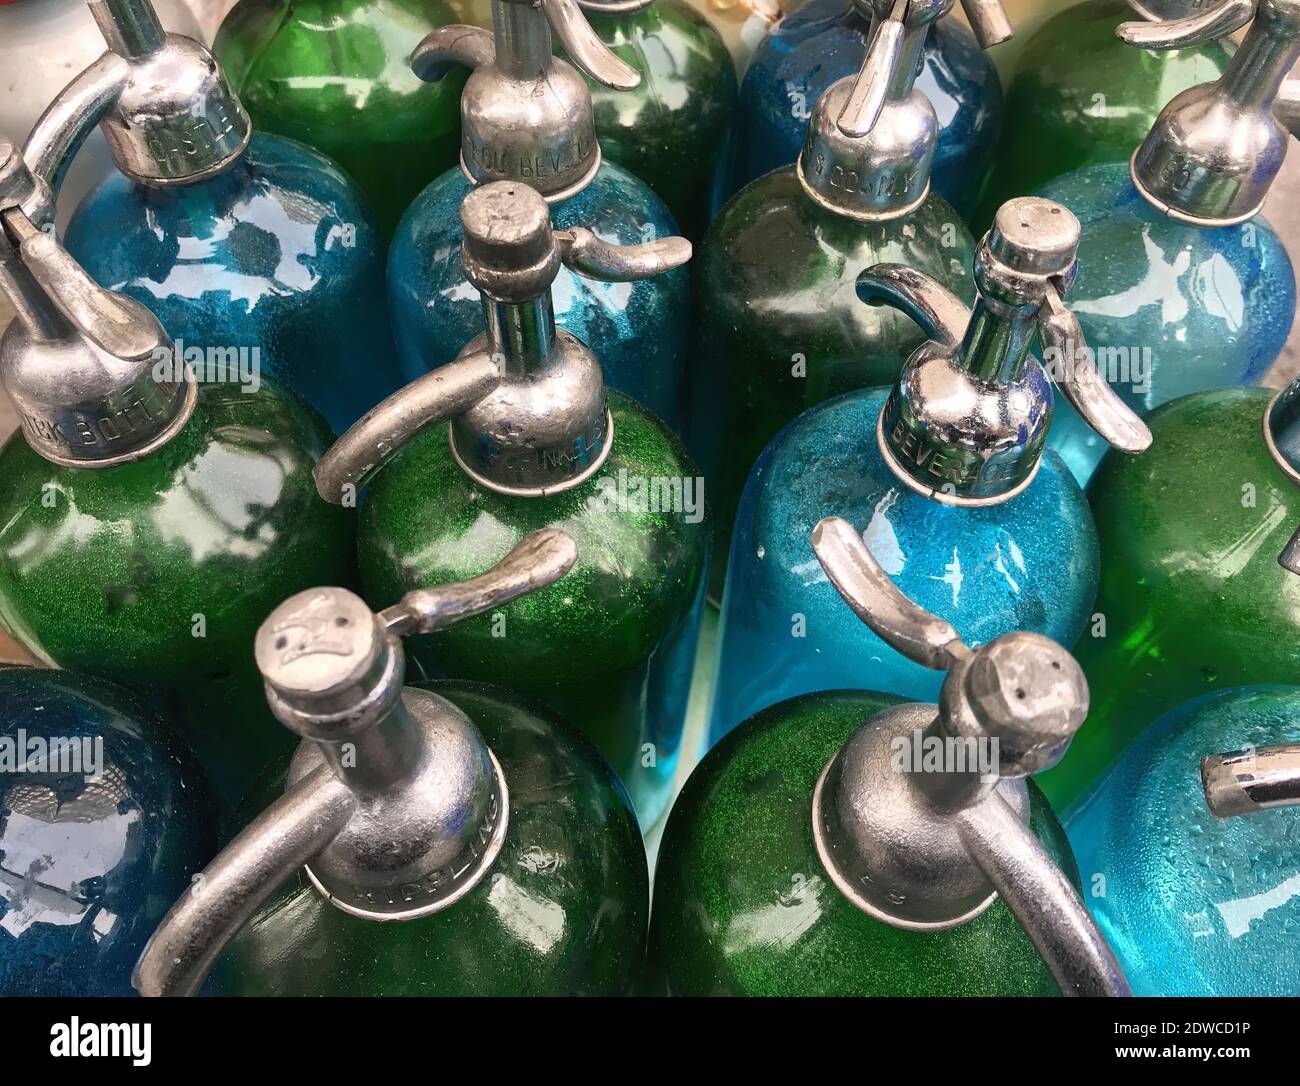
(564, 0, 739, 243)
(214, 0, 468, 237)
(0, 154, 353, 807)
(319, 180, 707, 830)
(972, 0, 1235, 231)
(649, 515, 1132, 997)
(132, 530, 650, 996)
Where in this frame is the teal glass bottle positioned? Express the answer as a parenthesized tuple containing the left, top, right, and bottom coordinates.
(1067, 687, 1300, 996)
(0, 667, 215, 996)
(566, 0, 738, 243)
(733, 0, 1007, 218)
(693, 0, 980, 600)
(1039, 164, 1293, 486)
(973, 0, 1234, 232)
(326, 182, 706, 830)
(387, 0, 689, 430)
(134, 534, 649, 997)
(0, 177, 354, 809)
(1035, 1, 1298, 485)
(214, 0, 468, 238)
(29, 0, 402, 435)
(709, 197, 1152, 746)
(650, 516, 1131, 996)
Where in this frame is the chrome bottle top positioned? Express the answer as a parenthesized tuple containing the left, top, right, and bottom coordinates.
(798, 0, 1009, 222)
(411, 0, 641, 202)
(1120, 0, 1300, 225)
(314, 181, 689, 503)
(847, 0, 1012, 47)
(809, 516, 1131, 997)
(858, 197, 1152, 506)
(18, 0, 250, 199)
(133, 530, 579, 997)
(0, 140, 195, 468)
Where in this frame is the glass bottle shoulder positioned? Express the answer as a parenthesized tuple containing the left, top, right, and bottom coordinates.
(0, 379, 332, 523)
(725, 387, 1097, 679)
(217, 0, 462, 93)
(747, 0, 862, 76)
(1038, 164, 1294, 388)
(0, 378, 348, 664)
(390, 161, 683, 323)
(1014, 0, 1233, 93)
(398, 158, 678, 243)
(65, 134, 384, 293)
(1089, 387, 1300, 583)
(702, 170, 974, 305)
(70, 132, 372, 236)
(359, 390, 705, 588)
(746, 388, 1092, 583)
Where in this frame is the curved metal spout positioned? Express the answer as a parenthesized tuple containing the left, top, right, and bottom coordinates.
(958, 794, 1132, 997)
(410, 25, 496, 82)
(380, 529, 579, 635)
(811, 514, 1130, 996)
(855, 263, 971, 349)
(557, 228, 692, 281)
(542, 0, 640, 89)
(958, 0, 1012, 48)
(133, 768, 357, 997)
(1118, 0, 1255, 48)
(1038, 289, 1153, 456)
(314, 350, 501, 503)
(23, 53, 130, 197)
(1203, 743, 1300, 816)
